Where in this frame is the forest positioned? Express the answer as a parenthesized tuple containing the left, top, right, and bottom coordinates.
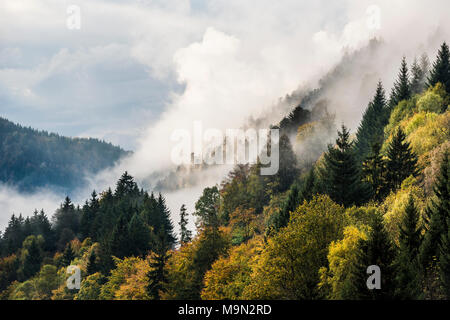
(0, 42, 449, 300)
(0, 117, 128, 192)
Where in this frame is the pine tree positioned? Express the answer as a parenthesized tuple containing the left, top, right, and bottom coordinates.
(146, 229, 170, 300)
(389, 57, 411, 107)
(428, 42, 450, 93)
(86, 249, 98, 275)
(420, 152, 449, 268)
(127, 212, 152, 257)
(394, 195, 422, 299)
(385, 128, 418, 192)
(362, 142, 388, 202)
(179, 204, 192, 244)
(61, 243, 75, 267)
(439, 218, 450, 298)
(349, 214, 396, 299)
(156, 194, 176, 246)
(322, 125, 368, 207)
(114, 171, 139, 198)
(410, 57, 426, 95)
(354, 81, 389, 162)
(273, 183, 300, 231)
(273, 134, 298, 193)
(21, 237, 42, 279)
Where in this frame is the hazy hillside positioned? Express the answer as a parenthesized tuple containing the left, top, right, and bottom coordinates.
(0, 117, 129, 193)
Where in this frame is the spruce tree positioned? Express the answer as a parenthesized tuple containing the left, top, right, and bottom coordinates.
(420, 152, 449, 268)
(127, 212, 152, 257)
(21, 237, 42, 279)
(411, 57, 426, 95)
(179, 204, 192, 244)
(350, 214, 396, 299)
(428, 42, 450, 93)
(322, 125, 368, 207)
(385, 128, 418, 192)
(147, 229, 170, 300)
(439, 219, 450, 298)
(61, 243, 75, 267)
(389, 57, 411, 107)
(86, 249, 98, 275)
(362, 142, 388, 202)
(354, 81, 388, 162)
(394, 195, 422, 299)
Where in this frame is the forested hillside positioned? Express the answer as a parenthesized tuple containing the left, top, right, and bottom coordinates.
(0, 118, 128, 192)
(0, 42, 449, 300)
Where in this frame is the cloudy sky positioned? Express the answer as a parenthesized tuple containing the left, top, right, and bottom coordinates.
(2, 0, 438, 150)
(1, 0, 449, 230)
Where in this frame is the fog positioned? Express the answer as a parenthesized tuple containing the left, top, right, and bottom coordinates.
(1, 0, 450, 232)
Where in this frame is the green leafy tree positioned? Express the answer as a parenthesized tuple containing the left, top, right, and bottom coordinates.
(194, 186, 220, 229)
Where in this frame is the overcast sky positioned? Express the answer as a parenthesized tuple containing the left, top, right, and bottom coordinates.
(0, 0, 413, 150)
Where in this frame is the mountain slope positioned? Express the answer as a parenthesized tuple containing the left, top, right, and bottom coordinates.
(0, 117, 129, 192)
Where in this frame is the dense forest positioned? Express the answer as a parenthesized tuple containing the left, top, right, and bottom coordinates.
(0, 117, 129, 192)
(0, 42, 449, 300)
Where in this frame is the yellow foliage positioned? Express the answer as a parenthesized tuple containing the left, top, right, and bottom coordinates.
(380, 180, 426, 245)
(318, 226, 367, 299)
(201, 236, 263, 300)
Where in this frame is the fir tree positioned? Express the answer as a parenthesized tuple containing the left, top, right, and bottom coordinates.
(389, 57, 411, 107)
(127, 212, 152, 257)
(322, 125, 368, 207)
(420, 152, 449, 268)
(439, 219, 450, 298)
(362, 142, 388, 202)
(349, 214, 396, 299)
(354, 81, 389, 162)
(428, 42, 450, 93)
(179, 204, 192, 244)
(385, 128, 418, 192)
(86, 249, 98, 275)
(411, 57, 426, 95)
(146, 229, 171, 300)
(61, 243, 75, 267)
(394, 195, 422, 299)
(21, 237, 42, 279)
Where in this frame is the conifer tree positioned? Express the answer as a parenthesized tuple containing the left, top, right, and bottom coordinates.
(349, 214, 396, 299)
(147, 229, 170, 300)
(21, 237, 43, 279)
(394, 195, 422, 299)
(86, 249, 98, 275)
(362, 142, 388, 202)
(420, 152, 449, 268)
(127, 212, 152, 257)
(389, 57, 411, 107)
(385, 128, 418, 191)
(354, 81, 388, 162)
(322, 125, 368, 207)
(61, 243, 75, 267)
(428, 42, 450, 93)
(439, 220, 450, 298)
(411, 57, 426, 95)
(179, 204, 192, 244)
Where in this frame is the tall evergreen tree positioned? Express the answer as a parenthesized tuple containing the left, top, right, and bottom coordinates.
(127, 212, 152, 257)
(86, 249, 99, 275)
(394, 195, 422, 299)
(61, 243, 75, 267)
(21, 236, 43, 279)
(146, 229, 171, 300)
(420, 152, 449, 268)
(349, 214, 396, 299)
(362, 142, 388, 202)
(389, 57, 411, 108)
(322, 125, 368, 207)
(385, 128, 418, 191)
(179, 204, 192, 244)
(411, 57, 427, 95)
(354, 81, 389, 162)
(439, 218, 450, 298)
(428, 42, 450, 93)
